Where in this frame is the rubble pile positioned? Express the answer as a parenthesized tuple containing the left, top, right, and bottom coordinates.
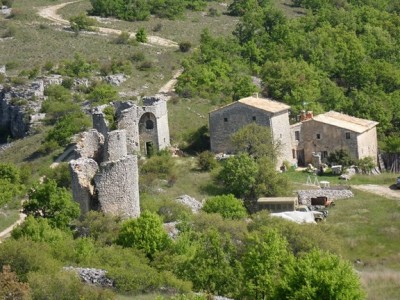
(63, 267, 114, 287)
(175, 195, 203, 213)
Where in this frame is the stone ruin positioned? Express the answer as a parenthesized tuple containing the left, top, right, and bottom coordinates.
(69, 95, 170, 218)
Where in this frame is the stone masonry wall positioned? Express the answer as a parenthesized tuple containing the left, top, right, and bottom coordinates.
(270, 110, 295, 166)
(209, 102, 272, 154)
(70, 129, 140, 218)
(95, 155, 140, 218)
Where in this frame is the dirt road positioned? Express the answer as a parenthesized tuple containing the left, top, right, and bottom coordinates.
(351, 184, 400, 200)
(37, 1, 178, 48)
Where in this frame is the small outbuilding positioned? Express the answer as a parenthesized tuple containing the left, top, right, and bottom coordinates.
(257, 197, 298, 213)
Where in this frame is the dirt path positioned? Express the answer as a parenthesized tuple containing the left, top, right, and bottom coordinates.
(0, 212, 26, 243)
(37, 1, 178, 48)
(351, 184, 400, 200)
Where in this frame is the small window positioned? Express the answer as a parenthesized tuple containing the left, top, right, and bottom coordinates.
(295, 131, 300, 141)
(252, 116, 256, 121)
(292, 149, 296, 159)
(224, 117, 228, 122)
(322, 151, 328, 158)
(146, 120, 154, 130)
(316, 133, 321, 139)
(346, 132, 351, 139)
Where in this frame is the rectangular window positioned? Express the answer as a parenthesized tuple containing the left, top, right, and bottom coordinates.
(292, 149, 296, 159)
(252, 116, 256, 121)
(295, 131, 300, 141)
(346, 132, 351, 139)
(322, 151, 328, 159)
(316, 133, 321, 139)
(224, 117, 228, 122)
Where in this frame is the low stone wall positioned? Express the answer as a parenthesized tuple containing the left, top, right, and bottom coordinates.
(297, 187, 354, 205)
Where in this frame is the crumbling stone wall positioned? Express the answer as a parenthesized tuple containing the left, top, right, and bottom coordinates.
(92, 95, 170, 155)
(69, 129, 140, 218)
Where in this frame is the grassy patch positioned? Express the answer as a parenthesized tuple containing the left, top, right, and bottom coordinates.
(168, 97, 216, 147)
(59, 1, 239, 45)
(0, 208, 20, 234)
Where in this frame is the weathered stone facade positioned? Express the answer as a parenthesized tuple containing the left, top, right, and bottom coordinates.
(209, 96, 294, 167)
(70, 129, 140, 218)
(291, 111, 379, 166)
(93, 95, 170, 156)
(70, 95, 170, 218)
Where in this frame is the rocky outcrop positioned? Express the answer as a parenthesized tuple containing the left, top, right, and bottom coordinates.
(0, 81, 45, 138)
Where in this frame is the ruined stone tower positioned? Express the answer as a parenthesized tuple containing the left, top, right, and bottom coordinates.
(69, 95, 170, 218)
(93, 95, 170, 156)
(69, 129, 140, 218)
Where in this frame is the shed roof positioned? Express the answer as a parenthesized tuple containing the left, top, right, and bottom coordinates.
(210, 96, 290, 114)
(257, 197, 297, 203)
(311, 111, 378, 133)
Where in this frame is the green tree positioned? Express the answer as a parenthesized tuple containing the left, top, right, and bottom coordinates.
(254, 157, 290, 197)
(216, 153, 259, 198)
(116, 211, 170, 259)
(231, 123, 280, 161)
(277, 249, 365, 300)
(178, 229, 241, 297)
(203, 194, 247, 219)
(22, 179, 80, 229)
(241, 229, 294, 299)
(12, 216, 70, 243)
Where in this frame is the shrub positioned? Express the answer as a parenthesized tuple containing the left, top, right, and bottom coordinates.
(202, 194, 247, 219)
(131, 51, 146, 62)
(113, 31, 131, 44)
(69, 13, 97, 32)
(328, 149, 355, 167)
(44, 112, 91, 147)
(135, 28, 147, 43)
(197, 151, 217, 171)
(116, 211, 171, 259)
(1, 0, 13, 7)
(2, 24, 16, 38)
(0, 265, 30, 299)
(179, 41, 192, 53)
(153, 23, 163, 32)
(357, 156, 375, 174)
(87, 83, 118, 105)
(138, 60, 153, 71)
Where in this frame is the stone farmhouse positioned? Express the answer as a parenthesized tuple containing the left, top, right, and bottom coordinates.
(209, 96, 379, 168)
(209, 96, 294, 167)
(69, 95, 170, 218)
(291, 111, 379, 166)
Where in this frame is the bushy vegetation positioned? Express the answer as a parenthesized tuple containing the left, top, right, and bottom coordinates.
(176, 0, 400, 147)
(89, 0, 217, 21)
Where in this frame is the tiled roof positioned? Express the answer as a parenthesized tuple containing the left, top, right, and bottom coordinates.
(238, 96, 290, 113)
(312, 111, 378, 133)
(210, 96, 290, 114)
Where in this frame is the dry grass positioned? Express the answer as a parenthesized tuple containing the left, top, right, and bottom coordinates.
(360, 269, 400, 300)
